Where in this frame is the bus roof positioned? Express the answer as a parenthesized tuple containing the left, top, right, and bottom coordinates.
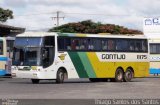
(16, 32, 146, 39)
(16, 32, 57, 37)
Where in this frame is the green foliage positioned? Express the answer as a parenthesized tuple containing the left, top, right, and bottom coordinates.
(48, 20, 143, 34)
(0, 7, 13, 22)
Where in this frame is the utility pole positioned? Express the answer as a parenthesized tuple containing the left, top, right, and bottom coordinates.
(52, 11, 65, 27)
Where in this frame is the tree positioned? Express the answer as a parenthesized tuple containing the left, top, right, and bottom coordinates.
(49, 20, 143, 34)
(0, 7, 13, 22)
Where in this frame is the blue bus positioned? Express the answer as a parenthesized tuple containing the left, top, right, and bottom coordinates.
(0, 37, 7, 76)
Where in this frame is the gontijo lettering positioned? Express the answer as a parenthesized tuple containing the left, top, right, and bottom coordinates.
(102, 54, 126, 60)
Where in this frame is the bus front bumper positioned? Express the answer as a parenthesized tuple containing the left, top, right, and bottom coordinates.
(11, 66, 53, 79)
(12, 71, 40, 79)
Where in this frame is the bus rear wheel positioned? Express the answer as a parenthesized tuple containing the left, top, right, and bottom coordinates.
(31, 79, 40, 84)
(124, 68, 133, 82)
(115, 68, 124, 82)
(56, 69, 65, 84)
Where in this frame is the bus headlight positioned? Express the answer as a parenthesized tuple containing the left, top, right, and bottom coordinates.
(12, 67, 17, 71)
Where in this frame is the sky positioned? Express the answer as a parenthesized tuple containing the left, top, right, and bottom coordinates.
(0, 0, 160, 31)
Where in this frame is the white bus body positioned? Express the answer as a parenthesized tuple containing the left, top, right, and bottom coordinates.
(12, 32, 149, 83)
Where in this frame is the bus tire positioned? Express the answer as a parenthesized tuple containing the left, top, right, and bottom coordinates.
(124, 68, 134, 82)
(115, 68, 124, 82)
(56, 69, 65, 84)
(31, 79, 40, 84)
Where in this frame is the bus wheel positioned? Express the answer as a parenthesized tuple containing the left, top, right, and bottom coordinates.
(115, 68, 124, 82)
(56, 69, 65, 84)
(124, 68, 133, 82)
(31, 79, 40, 84)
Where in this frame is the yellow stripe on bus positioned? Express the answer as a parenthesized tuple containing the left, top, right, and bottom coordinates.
(87, 52, 149, 78)
(76, 34, 87, 37)
(87, 52, 114, 78)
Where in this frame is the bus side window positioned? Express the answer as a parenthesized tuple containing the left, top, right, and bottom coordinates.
(115, 39, 129, 51)
(142, 40, 147, 52)
(116, 40, 122, 51)
(71, 39, 80, 50)
(0, 41, 3, 55)
(58, 38, 65, 50)
(102, 40, 108, 50)
(71, 39, 75, 50)
(65, 38, 71, 50)
(157, 44, 160, 53)
(75, 39, 80, 50)
(93, 39, 101, 51)
(135, 41, 142, 52)
(80, 39, 87, 50)
(129, 41, 135, 51)
(88, 39, 94, 50)
(150, 44, 156, 54)
(108, 39, 115, 51)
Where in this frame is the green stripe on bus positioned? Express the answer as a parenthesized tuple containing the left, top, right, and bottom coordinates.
(68, 52, 88, 78)
(78, 52, 97, 78)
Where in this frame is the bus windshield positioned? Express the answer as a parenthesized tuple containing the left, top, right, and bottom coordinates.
(13, 37, 43, 66)
(13, 36, 55, 67)
(13, 47, 41, 66)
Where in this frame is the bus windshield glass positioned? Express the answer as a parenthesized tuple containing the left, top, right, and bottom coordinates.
(13, 37, 43, 66)
(13, 47, 41, 66)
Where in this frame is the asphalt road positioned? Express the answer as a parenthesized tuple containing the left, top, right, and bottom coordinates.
(0, 77, 160, 100)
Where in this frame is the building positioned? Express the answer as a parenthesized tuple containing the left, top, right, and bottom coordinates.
(0, 23, 25, 37)
(0, 24, 25, 76)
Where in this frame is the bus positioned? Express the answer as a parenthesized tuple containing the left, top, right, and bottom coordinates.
(0, 37, 8, 76)
(11, 32, 149, 83)
(149, 38, 160, 75)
